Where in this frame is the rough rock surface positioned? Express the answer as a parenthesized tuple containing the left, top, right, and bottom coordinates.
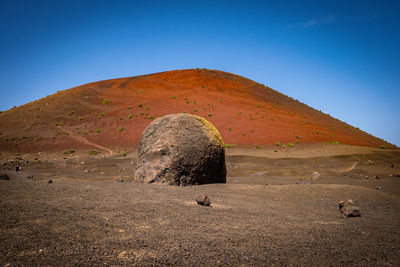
(339, 199, 361, 218)
(196, 194, 211, 206)
(134, 114, 226, 186)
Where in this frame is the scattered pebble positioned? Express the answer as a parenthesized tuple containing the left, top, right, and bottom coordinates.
(339, 199, 361, 218)
(116, 178, 124, 182)
(241, 255, 249, 261)
(374, 186, 383, 190)
(26, 175, 34, 179)
(310, 171, 322, 183)
(48, 179, 53, 184)
(196, 194, 211, 206)
(84, 169, 89, 173)
(374, 175, 381, 179)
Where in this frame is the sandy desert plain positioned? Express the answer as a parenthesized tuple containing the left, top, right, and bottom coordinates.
(0, 69, 399, 266)
(1, 143, 400, 266)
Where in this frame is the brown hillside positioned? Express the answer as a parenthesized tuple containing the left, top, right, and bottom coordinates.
(0, 69, 395, 153)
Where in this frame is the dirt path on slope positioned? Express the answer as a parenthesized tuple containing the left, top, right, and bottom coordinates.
(339, 161, 358, 172)
(65, 129, 113, 156)
(225, 143, 380, 158)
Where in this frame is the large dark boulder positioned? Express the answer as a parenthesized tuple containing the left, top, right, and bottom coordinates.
(134, 114, 226, 186)
(0, 174, 10, 180)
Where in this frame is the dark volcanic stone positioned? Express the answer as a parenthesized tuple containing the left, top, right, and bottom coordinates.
(134, 113, 226, 186)
(196, 194, 211, 206)
(0, 174, 10, 180)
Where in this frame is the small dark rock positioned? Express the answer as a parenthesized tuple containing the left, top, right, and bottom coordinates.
(26, 175, 34, 179)
(196, 194, 211, 206)
(374, 175, 381, 179)
(396, 174, 400, 177)
(48, 179, 53, 183)
(339, 199, 361, 218)
(0, 174, 10, 180)
(390, 164, 394, 168)
(374, 186, 383, 190)
(116, 178, 124, 182)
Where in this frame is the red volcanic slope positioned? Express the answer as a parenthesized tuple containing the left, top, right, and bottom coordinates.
(0, 69, 395, 152)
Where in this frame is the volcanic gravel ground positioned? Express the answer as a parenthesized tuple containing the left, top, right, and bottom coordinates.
(1, 146, 400, 266)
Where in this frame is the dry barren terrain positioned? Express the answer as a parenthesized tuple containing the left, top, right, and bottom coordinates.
(1, 144, 400, 266)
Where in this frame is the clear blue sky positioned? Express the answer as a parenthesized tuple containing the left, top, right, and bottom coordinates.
(1, 0, 399, 146)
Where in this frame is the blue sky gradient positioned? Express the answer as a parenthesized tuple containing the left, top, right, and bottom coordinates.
(1, 0, 399, 145)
